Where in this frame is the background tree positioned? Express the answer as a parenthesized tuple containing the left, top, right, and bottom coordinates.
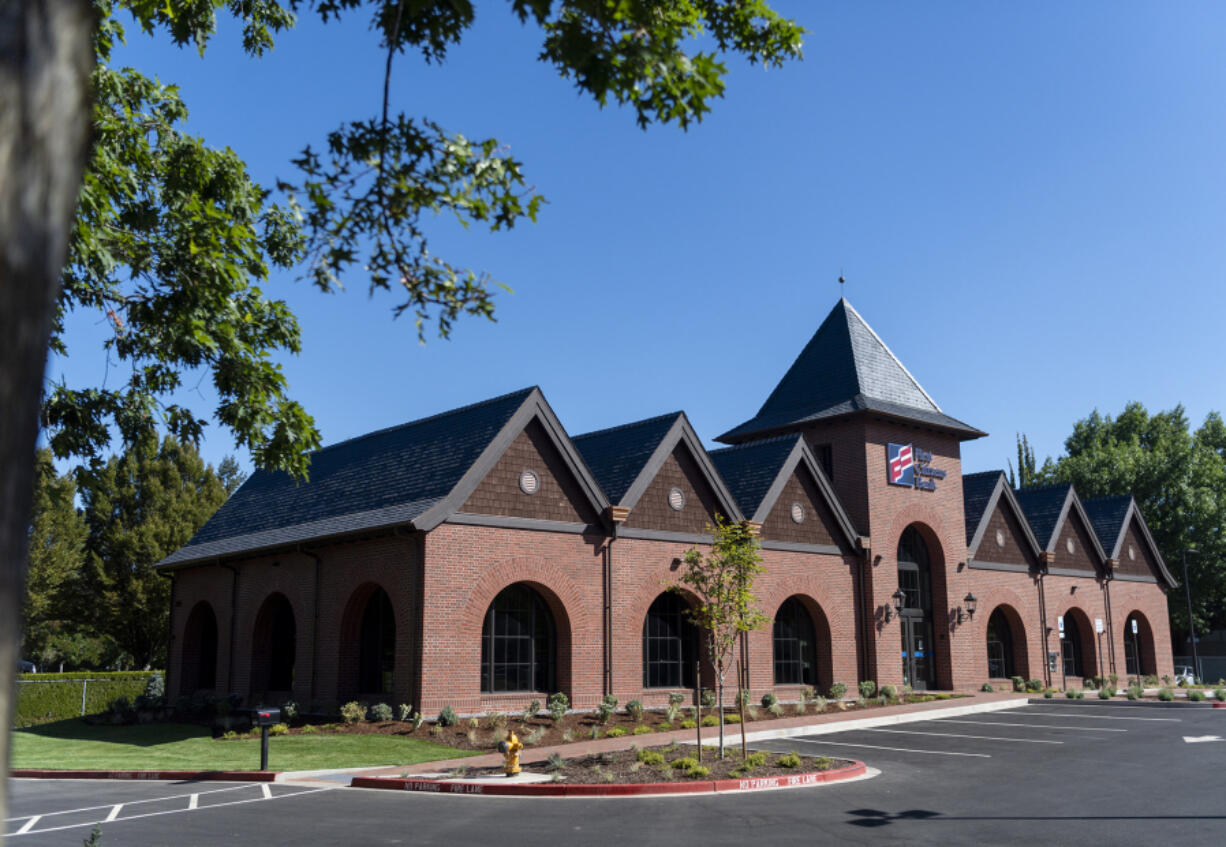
(1007, 432, 1048, 489)
(1035, 403, 1226, 641)
(677, 516, 767, 758)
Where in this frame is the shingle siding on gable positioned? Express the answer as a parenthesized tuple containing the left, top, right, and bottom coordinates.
(973, 502, 1038, 569)
(760, 466, 842, 548)
(1054, 511, 1102, 576)
(623, 447, 722, 533)
(461, 419, 600, 525)
(1116, 518, 1160, 581)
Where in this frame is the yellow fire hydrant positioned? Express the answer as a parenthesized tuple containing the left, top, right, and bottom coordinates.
(498, 730, 523, 777)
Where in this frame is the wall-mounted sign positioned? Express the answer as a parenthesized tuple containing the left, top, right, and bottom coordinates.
(1095, 618, 1103, 634)
(1057, 615, 1065, 634)
(887, 443, 947, 491)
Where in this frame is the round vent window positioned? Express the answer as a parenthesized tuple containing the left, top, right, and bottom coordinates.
(1128, 543, 1136, 561)
(995, 529, 1006, 548)
(519, 469, 539, 495)
(1065, 537, 1075, 555)
(668, 487, 686, 511)
(790, 502, 806, 524)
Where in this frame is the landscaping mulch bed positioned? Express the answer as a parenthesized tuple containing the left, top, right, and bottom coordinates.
(452, 743, 854, 784)
(239, 693, 962, 751)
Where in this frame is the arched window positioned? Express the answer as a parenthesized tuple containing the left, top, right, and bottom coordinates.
(251, 593, 296, 694)
(774, 597, 817, 686)
(1123, 613, 1151, 677)
(1062, 614, 1084, 678)
(643, 593, 697, 688)
(897, 526, 932, 613)
(180, 602, 218, 694)
(481, 584, 555, 693)
(986, 608, 1014, 679)
(359, 587, 395, 694)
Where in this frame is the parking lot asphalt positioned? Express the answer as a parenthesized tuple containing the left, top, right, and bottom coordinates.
(8, 699, 1224, 846)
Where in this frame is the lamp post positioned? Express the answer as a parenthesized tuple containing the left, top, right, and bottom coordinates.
(1182, 549, 1201, 683)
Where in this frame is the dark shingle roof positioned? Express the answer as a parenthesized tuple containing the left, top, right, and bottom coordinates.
(962, 470, 1005, 546)
(572, 413, 680, 505)
(717, 299, 984, 443)
(161, 387, 535, 566)
(708, 435, 800, 518)
(1014, 483, 1073, 550)
(1082, 494, 1133, 556)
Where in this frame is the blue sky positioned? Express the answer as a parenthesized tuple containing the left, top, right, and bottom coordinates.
(54, 1, 1226, 479)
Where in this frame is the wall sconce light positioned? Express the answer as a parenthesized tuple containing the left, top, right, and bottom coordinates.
(887, 588, 906, 621)
(958, 592, 977, 624)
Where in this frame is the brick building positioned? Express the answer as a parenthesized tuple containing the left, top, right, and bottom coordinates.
(159, 299, 1177, 712)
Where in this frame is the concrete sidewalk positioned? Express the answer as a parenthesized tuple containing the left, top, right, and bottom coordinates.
(280, 691, 1031, 786)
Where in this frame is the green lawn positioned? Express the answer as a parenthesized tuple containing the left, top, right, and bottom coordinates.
(12, 720, 477, 772)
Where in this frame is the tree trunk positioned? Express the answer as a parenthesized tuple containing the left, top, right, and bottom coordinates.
(717, 676, 725, 758)
(0, 0, 94, 825)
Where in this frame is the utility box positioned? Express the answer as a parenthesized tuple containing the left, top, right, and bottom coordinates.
(254, 707, 281, 727)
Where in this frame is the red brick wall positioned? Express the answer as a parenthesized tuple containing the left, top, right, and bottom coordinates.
(1109, 579, 1174, 681)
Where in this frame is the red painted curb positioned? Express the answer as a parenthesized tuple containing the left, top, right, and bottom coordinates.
(12, 769, 277, 782)
(1213, 702, 1226, 709)
(350, 760, 867, 797)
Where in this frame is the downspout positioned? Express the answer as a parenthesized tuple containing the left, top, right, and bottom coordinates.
(220, 561, 239, 693)
(1103, 562, 1117, 676)
(856, 536, 872, 684)
(298, 546, 322, 705)
(605, 507, 629, 699)
(1037, 553, 1052, 688)
(158, 569, 175, 695)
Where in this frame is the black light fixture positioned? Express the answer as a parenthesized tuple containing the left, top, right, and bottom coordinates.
(889, 588, 906, 621)
(958, 592, 977, 624)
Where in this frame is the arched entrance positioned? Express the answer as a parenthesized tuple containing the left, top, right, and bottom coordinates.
(898, 525, 936, 690)
(339, 584, 397, 700)
(250, 593, 296, 696)
(1059, 607, 1096, 681)
(985, 605, 1028, 681)
(643, 592, 699, 689)
(179, 602, 218, 694)
(480, 583, 556, 693)
(1123, 612, 1156, 679)
(772, 595, 833, 692)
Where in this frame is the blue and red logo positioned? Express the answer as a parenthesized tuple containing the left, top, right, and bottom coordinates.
(888, 443, 914, 487)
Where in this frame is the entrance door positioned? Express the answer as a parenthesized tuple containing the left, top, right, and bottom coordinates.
(901, 617, 935, 691)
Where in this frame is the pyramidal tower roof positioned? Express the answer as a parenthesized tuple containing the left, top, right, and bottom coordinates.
(717, 298, 985, 443)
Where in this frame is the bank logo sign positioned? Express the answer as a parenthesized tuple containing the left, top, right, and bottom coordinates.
(887, 443, 947, 491)
(888, 443, 914, 486)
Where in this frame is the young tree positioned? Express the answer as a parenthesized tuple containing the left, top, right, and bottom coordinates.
(676, 516, 767, 758)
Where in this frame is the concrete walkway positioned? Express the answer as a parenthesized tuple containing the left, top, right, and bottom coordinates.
(280, 691, 1031, 786)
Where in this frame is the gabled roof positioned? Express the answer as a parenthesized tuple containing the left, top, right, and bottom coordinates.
(1082, 495, 1178, 587)
(159, 387, 610, 568)
(574, 412, 743, 521)
(571, 413, 680, 505)
(1014, 482, 1108, 563)
(717, 298, 985, 443)
(709, 435, 860, 550)
(963, 470, 1042, 559)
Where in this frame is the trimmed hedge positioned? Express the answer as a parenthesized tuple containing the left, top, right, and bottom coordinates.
(15, 672, 160, 728)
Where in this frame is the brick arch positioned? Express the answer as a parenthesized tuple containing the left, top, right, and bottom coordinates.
(1053, 604, 1099, 680)
(179, 601, 218, 695)
(337, 581, 404, 702)
(634, 586, 710, 691)
(1121, 609, 1157, 678)
(460, 558, 590, 699)
(250, 592, 298, 699)
(981, 601, 1030, 682)
(769, 593, 834, 693)
(884, 515, 953, 689)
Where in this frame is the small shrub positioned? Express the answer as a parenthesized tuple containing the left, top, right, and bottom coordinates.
(597, 696, 617, 725)
(144, 673, 165, 700)
(679, 719, 697, 729)
(700, 689, 716, 708)
(1098, 688, 1114, 700)
(1126, 685, 1142, 701)
(589, 727, 601, 739)
(724, 713, 741, 724)
(222, 730, 237, 740)
(637, 750, 667, 766)
(743, 751, 768, 769)
(547, 692, 569, 722)
(777, 752, 801, 768)
(301, 724, 318, 734)
(828, 682, 847, 700)
(547, 752, 565, 770)
(280, 700, 299, 721)
(981, 682, 994, 693)
(687, 765, 710, 779)
(1161, 675, 1172, 686)
(1214, 688, 1226, 702)
(1188, 689, 1206, 702)
(880, 684, 898, 700)
(340, 701, 367, 725)
(397, 703, 412, 722)
(656, 722, 673, 732)
(738, 688, 752, 708)
(858, 680, 877, 698)
(428, 724, 443, 737)
(626, 699, 644, 722)
(1075, 690, 1085, 700)
(606, 727, 628, 738)
(1157, 687, 1175, 702)
(270, 722, 289, 736)
(812, 696, 828, 713)
(1026, 679, 1043, 692)
(631, 724, 652, 735)
(561, 729, 574, 743)
(523, 726, 546, 745)
(1109, 674, 1119, 687)
(672, 756, 699, 771)
(1011, 676, 1025, 693)
(794, 698, 808, 715)
(369, 703, 393, 722)
(760, 692, 778, 709)
(768, 702, 784, 717)
(701, 714, 720, 727)
(437, 704, 458, 727)
(486, 711, 508, 729)
(668, 692, 686, 708)
(1065, 689, 1077, 699)
(412, 712, 424, 730)
(1043, 690, 1054, 699)
(523, 699, 541, 722)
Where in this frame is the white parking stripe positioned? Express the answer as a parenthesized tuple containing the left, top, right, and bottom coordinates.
(779, 737, 990, 758)
(936, 719, 1127, 732)
(865, 728, 1063, 744)
(188, 794, 198, 810)
(104, 805, 122, 822)
(1012, 711, 1179, 722)
(15, 817, 40, 835)
(4, 783, 254, 821)
(261, 783, 272, 799)
(8, 787, 332, 838)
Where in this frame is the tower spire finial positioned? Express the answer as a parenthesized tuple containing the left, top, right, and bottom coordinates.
(838, 270, 845, 298)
